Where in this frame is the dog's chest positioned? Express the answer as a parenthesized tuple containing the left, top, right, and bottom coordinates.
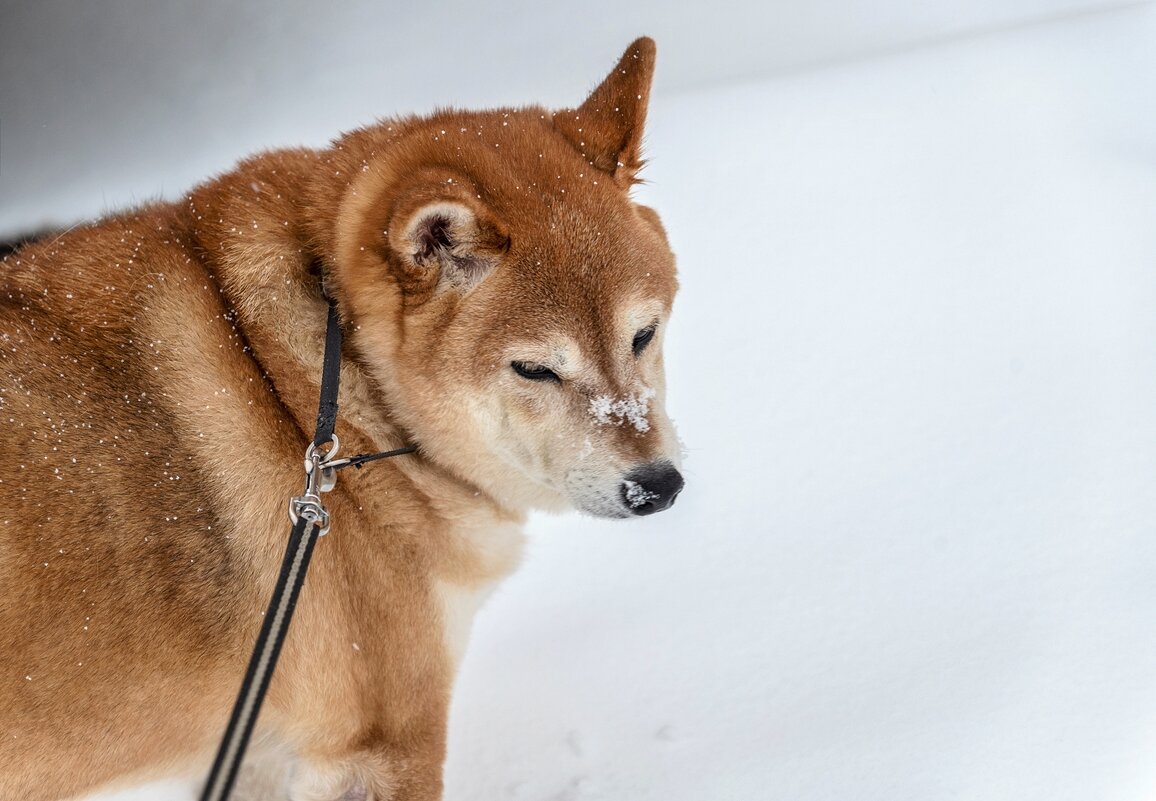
(435, 517, 525, 666)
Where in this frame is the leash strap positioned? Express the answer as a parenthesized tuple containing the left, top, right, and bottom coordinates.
(199, 298, 344, 801)
(200, 297, 412, 801)
(313, 300, 343, 447)
(199, 515, 322, 801)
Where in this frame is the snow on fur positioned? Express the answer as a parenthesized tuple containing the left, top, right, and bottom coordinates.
(589, 387, 656, 433)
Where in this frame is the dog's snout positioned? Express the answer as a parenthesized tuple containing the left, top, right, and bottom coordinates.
(621, 461, 684, 516)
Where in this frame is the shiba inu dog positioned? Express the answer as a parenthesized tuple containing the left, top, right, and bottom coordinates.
(0, 36, 682, 800)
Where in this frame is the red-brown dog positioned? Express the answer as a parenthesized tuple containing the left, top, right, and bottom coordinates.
(0, 37, 682, 801)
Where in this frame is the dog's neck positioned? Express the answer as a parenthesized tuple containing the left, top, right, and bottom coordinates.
(185, 143, 529, 532)
(185, 149, 353, 435)
(180, 149, 430, 490)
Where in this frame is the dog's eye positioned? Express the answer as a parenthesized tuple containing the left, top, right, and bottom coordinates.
(632, 325, 657, 357)
(511, 361, 560, 382)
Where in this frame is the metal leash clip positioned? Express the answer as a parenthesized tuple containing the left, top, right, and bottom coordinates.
(288, 434, 340, 536)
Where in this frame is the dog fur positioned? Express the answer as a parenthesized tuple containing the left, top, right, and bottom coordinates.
(0, 37, 682, 801)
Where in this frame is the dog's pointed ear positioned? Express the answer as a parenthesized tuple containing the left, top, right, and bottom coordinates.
(388, 199, 509, 293)
(554, 37, 656, 186)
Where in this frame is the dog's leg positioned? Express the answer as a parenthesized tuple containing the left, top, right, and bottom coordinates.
(287, 736, 446, 801)
(288, 753, 445, 801)
(202, 732, 294, 801)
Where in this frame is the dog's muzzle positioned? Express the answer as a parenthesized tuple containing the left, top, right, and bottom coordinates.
(621, 460, 684, 516)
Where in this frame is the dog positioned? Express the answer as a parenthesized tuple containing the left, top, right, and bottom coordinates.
(0, 36, 683, 800)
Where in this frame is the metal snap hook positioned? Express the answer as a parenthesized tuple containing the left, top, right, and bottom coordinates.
(289, 435, 341, 535)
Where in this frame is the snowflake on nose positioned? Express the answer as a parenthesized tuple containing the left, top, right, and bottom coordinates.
(589, 387, 656, 433)
(622, 479, 660, 508)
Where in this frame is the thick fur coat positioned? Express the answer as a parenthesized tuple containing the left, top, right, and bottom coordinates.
(0, 38, 682, 800)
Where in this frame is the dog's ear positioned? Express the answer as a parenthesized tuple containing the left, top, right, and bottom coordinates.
(554, 37, 656, 187)
(388, 198, 509, 293)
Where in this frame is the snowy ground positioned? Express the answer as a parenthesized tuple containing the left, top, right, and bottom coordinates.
(70, 3, 1156, 800)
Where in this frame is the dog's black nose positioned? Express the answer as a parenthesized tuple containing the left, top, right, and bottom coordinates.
(621, 461, 684, 516)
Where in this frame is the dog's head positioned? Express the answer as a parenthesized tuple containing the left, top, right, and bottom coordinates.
(333, 37, 682, 519)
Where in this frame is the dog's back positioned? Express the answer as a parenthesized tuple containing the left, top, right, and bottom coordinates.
(0, 212, 265, 795)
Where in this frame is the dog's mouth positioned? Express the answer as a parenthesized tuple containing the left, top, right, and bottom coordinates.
(567, 460, 684, 519)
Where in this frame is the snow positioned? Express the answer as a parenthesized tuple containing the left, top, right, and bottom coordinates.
(589, 387, 656, 433)
(622, 480, 660, 510)
(52, 3, 1156, 800)
(451, 7, 1156, 801)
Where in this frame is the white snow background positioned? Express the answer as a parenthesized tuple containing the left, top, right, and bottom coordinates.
(2, 2, 1154, 799)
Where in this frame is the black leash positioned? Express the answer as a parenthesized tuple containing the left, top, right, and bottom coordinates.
(199, 298, 413, 801)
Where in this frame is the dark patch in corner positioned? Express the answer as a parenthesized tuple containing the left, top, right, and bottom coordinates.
(0, 228, 60, 258)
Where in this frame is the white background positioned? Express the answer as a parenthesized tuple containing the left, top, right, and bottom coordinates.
(0, 0, 1136, 237)
(3, 2, 1155, 800)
